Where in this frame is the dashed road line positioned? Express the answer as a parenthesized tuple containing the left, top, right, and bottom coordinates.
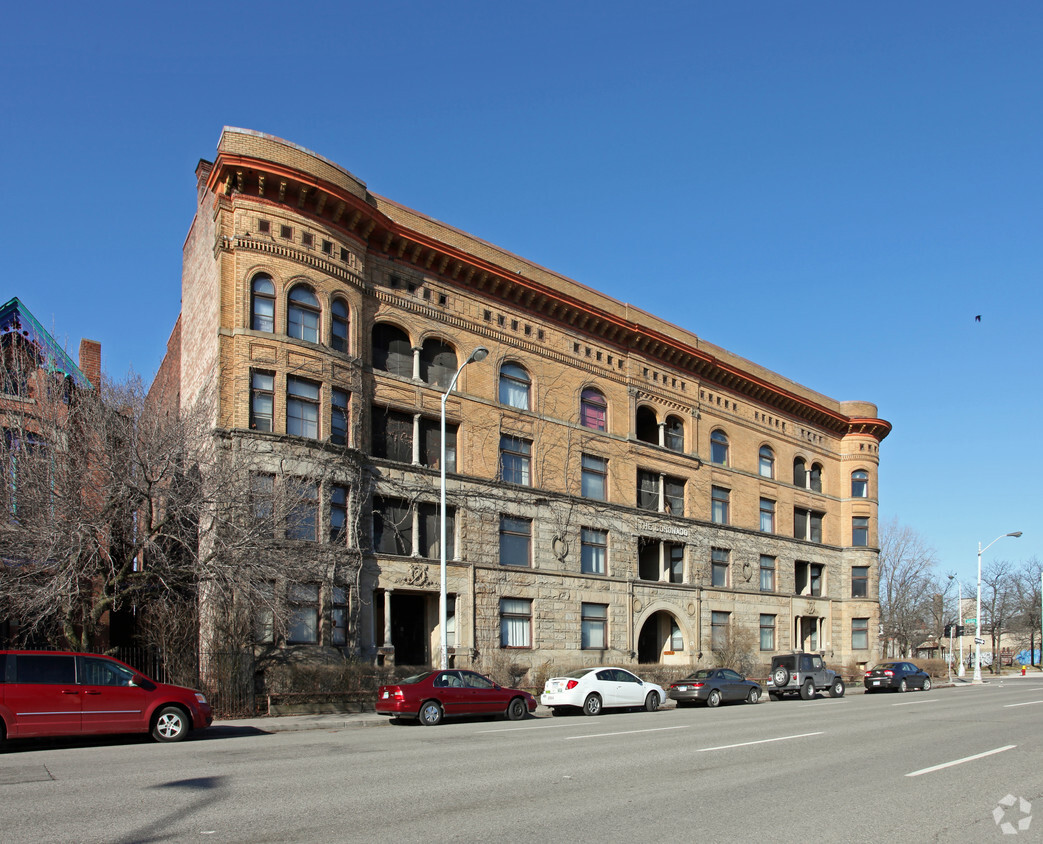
(905, 745, 1017, 777)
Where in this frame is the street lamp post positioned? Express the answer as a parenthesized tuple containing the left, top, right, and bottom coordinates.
(973, 531, 1022, 684)
(440, 346, 489, 670)
(956, 579, 965, 678)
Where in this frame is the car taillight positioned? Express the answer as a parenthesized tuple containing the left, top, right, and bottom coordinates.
(883, 670, 894, 677)
(691, 683, 704, 688)
(565, 680, 579, 690)
(864, 671, 872, 677)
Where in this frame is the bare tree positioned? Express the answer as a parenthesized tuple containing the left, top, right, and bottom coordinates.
(980, 558, 1018, 674)
(877, 518, 939, 657)
(1014, 557, 1043, 667)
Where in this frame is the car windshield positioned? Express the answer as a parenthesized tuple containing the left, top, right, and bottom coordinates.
(685, 670, 713, 680)
(563, 668, 596, 679)
(399, 671, 436, 685)
(875, 664, 898, 671)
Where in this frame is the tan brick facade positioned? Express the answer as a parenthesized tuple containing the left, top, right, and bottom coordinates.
(164, 128, 890, 677)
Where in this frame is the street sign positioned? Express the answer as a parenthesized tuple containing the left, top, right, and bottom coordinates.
(974, 637, 986, 645)
(965, 618, 977, 624)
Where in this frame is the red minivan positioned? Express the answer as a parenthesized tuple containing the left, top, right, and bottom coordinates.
(0, 651, 212, 746)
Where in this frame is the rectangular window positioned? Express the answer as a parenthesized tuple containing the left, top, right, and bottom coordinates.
(331, 389, 349, 446)
(258, 219, 271, 234)
(711, 548, 729, 587)
(251, 473, 274, 525)
(287, 583, 319, 643)
(668, 542, 684, 583)
(852, 565, 869, 598)
(581, 527, 607, 575)
(371, 407, 413, 463)
(418, 502, 454, 560)
(419, 418, 456, 472)
(760, 498, 775, 533)
(581, 454, 608, 500)
(711, 486, 730, 525)
(499, 516, 531, 567)
(331, 586, 348, 646)
(330, 484, 348, 544)
(664, 476, 684, 515)
(500, 598, 532, 648)
(286, 481, 318, 541)
(852, 617, 869, 650)
(322, 239, 333, 255)
(499, 436, 532, 486)
(280, 224, 292, 239)
(373, 497, 411, 555)
(852, 516, 869, 547)
(287, 376, 320, 438)
(795, 561, 825, 596)
(759, 555, 776, 592)
(581, 603, 608, 649)
(760, 614, 776, 651)
(711, 611, 730, 651)
(637, 470, 659, 511)
(250, 371, 274, 432)
(794, 508, 824, 543)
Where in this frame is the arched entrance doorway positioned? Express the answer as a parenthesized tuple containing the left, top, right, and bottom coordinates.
(637, 610, 683, 664)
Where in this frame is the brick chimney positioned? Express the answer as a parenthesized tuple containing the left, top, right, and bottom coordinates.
(79, 339, 101, 388)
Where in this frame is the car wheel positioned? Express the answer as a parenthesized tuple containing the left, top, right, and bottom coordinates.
(152, 706, 189, 742)
(707, 689, 722, 708)
(582, 694, 602, 716)
(800, 680, 815, 700)
(507, 697, 527, 721)
(922, 677, 932, 692)
(898, 679, 907, 693)
(772, 666, 789, 688)
(550, 707, 564, 717)
(747, 687, 760, 705)
(419, 700, 444, 726)
(768, 691, 781, 701)
(644, 691, 660, 712)
(829, 678, 845, 698)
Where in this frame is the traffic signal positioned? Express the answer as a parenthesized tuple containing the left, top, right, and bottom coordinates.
(956, 625, 966, 637)
(944, 624, 953, 637)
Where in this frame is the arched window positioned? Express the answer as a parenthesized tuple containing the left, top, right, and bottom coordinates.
(710, 430, 729, 465)
(851, 470, 869, 498)
(759, 445, 775, 478)
(635, 406, 658, 444)
(331, 299, 349, 353)
(499, 362, 531, 409)
(580, 388, 607, 431)
(372, 323, 412, 377)
(793, 457, 807, 488)
(420, 339, 457, 389)
(287, 286, 320, 343)
(664, 415, 684, 452)
(809, 462, 823, 493)
(251, 274, 275, 333)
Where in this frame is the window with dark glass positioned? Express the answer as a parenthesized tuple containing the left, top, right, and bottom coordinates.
(582, 603, 608, 649)
(581, 528, 607, 575)
(852, 516, 869, 547)
(420, 339, 457, 389)
(580, 388, 607, 430)
(852, 566, 869, 598)
(371, 407, 413, 463)
(499, 516, 531, 567)
(419, 418, 456, 472)
(418, 502, 454, 560)
(711, 611, 730, 651)
(287, 376, 320, 438)
(664, 476, 684, 515)
(500, 598, 532, 647)
(711, 548, 729, 587)
(760, 555, 775, 591)
(852, 617, 869, 650)
(331, 299, 349, 353)
(711, 486, 730, 525)
(287, 286, 320, 343)
(499, 436, 531, 486)
(287, 584, 319, 644)
(710, 430, 729, 465)
(331, 389, 349, 445)
(251, 473, 274, 525)
(793, 457, 807, 488)
(809, 463, 823, 493)
(795, 561, 824, 596)
(759, 445, 775, 478)
(251, 274, 275, 333)
(372, 323, 412, 377)
(668, 543, 684, 583)
(331, 586, 348, 646)
(581, 454, 607, 500)
(286, 481, 318, 541)
(250, 371, 274, 432)
(664, 415, 684, 452)
(330, 484, 348, 543)
(373, 497, 411, 555)
(794, 508, 824, 543)
(499, 362, 531, 410)
(637, 470, 659, 511)
(635, 406, 658, 444)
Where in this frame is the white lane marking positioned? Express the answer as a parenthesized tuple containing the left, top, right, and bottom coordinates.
(698, 731, 824, 752)
(479, 722, 583, 733)
(892, 699, 939, 707)
(1004, 700, 1043, 708)
(565, 725, 690, 740)
(905, 745, 1017, 777)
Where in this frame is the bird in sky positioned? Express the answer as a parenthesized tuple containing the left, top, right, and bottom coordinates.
(975, 315, 981, 322)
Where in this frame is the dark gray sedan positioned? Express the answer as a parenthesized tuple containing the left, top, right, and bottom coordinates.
(863, 662, 932, 693)
(667, 668, 761, 707)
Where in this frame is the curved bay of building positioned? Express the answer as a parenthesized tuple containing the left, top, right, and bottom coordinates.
(163, 127, 891, 676)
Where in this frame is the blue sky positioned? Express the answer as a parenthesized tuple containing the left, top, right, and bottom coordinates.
(2, 2, 1039, 585)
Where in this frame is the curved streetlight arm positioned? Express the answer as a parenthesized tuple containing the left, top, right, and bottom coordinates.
(974, 531, 1022, 683)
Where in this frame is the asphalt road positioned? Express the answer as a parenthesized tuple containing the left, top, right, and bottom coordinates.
(1, 679, 1041, 843)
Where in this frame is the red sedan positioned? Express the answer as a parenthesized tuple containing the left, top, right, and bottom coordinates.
(377, 669, 537, 726)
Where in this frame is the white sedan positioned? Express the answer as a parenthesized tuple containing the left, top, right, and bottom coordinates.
(541, 666, 665, 716)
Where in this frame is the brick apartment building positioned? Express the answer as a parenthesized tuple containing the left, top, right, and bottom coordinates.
(158, 128, 890, 676)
